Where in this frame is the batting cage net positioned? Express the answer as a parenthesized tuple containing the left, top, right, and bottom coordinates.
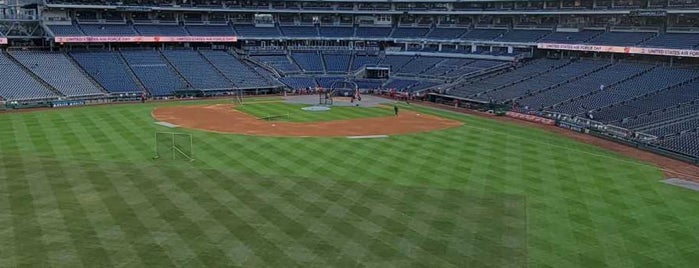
(154, 132, 194, 161)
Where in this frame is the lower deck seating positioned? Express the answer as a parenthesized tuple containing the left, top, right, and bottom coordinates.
(552, 67, 699, 116)
(291, 52, 324, 72)
(120, 50, 187, 96)
(199, 50, 275, 88)
(10, 51, 104, 97)
(70, 51, 142, 93)
(279, 77, 317, 89)
(323, 53, 351, 73)
(161, 50, 233, 90)
(0, 52, 58, 100)
(252, 55, 300, 73)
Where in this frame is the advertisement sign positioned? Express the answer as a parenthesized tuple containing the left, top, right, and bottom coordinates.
(537, 43, 699, 58)
(51, 100, 85, 108)
(54, 36, 237, 43)
(506, 111, 555, 125)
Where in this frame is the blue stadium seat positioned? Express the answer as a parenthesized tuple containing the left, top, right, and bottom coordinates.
(79, 24, 137, 36)
(318, 26, 354, 38)
(641, 33, 699, 49)
(322, 53, 351, 73)
(160, 50, 233, 90)
(355, 26, 393, 38)
(587, 31, 656, 46)
(120, 50, 187, 96)
(252, 55, 301, 74)
(391, 27, 430, 39)
(10, 51, 104, 97)
(280, 26, 318, 37)
(280, 76, 317, 89)
(461, 29, 507, 41)
(495, 30, 551, 43)
(0, 52, 58, 101)
(199, 50, 275, 88)
(291, 52, 324, 72)
(233, 24, 281, 38)
(70, 51, 143, 94)
(426, 27, 468, 39)
(538, 30, 603, 44)
(48, 24, 85, 36)
(134, 24, 189, 36)
(185, 25, 236, 36)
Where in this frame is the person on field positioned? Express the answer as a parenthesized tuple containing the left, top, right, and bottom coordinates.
(394, 105, 399, 116)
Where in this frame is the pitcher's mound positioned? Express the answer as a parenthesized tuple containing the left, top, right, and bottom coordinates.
(152, 104, 461, 137)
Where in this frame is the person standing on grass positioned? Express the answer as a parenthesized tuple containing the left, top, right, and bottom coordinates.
(394, 105, 399, 116)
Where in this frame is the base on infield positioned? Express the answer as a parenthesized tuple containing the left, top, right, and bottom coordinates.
(662, 178, 699, 191)
(155, 121, 179, 128)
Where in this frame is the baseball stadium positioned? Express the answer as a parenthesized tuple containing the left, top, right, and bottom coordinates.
(2, 0, 699, 267)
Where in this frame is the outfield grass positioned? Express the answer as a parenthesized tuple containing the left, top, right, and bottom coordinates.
(236, 102, 394, 122)
(1, 100, 699, 267)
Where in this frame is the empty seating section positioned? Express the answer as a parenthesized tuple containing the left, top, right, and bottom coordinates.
(43, 22, 699, 51)
(518, 62, 649, 110)
(355, 27, 392, 38)
(291, 52, 324, 72)
(120, 50, 187, 96)
(234, 24, 281, 37)
(316, 77, 345, 88)
(395, 56, 444, 75)
(381, 55, 414, 71)
(552, 67, 699, 116)
(642, 33, 699, 49)
(591, 80, 699, 123)
(391, 27, 430, 38)
(252, 55, 300, 73)
(134, 25, 189, 36)
(70, 51, 142, 93)
(646, 118, 699, 137)
(79, 24, 136, 36)
(10, 51, 103, 97)
(199, 50, 273, 88)
(280, 26, 318, 37)
(449, 59, 565, 97)
(161, 50, 232, 89)
(384, 79, 438, 92)
(185, 25, 236, 36)
(48, 24, 84, 36)
(384, 79, 419, 91)
(351, 55, 380, 71)
(422, 58, 499, 78)
(323, 53, 351, 73)
(426, 28, 467, 39)
(539, 31, 602, 44)
(319, 26, 354, 38)
(354, 79, 383, 90)
(280, 77, 316, 89)
(0, 52, 57, 100)
(496, 30, 550, 43)
(480, 60, 608, 101)
(659, 132, 699, 157)
(587, 31, 655, 46)
(620, 102, 699, 130)
(461, 29, 506, 41)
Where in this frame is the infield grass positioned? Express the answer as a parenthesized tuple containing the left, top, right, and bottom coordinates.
(236, 102, 394, 122)
(1, 100, 698, 267)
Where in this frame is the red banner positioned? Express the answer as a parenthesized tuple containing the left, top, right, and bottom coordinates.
(538, 43, 699, 58)
(54, 36, 237, 43)
(506, 111, 555, 125)
(0, 38, 7, 45)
